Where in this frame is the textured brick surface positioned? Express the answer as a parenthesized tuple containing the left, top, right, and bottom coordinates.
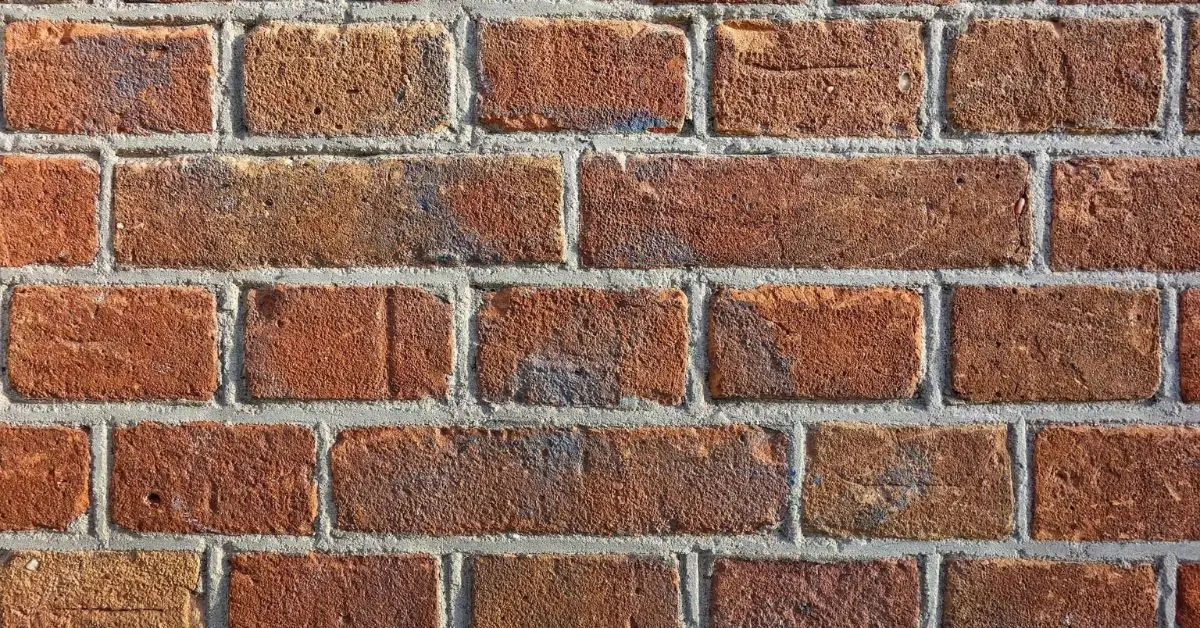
(1190, 21, 1200, 133)
(475, 287, 688, 407)
(472, 555, 678, 628)
(1180, 290, 1200, 402)
(332, 426, 789, 535)
(110, 422, 316, 535)
(579, 154, 1030, 268)
(477, 19, 687, 133)
(712, 20, 924, 137)
(1181, 563, 1200, 628)
(0, 426, 90, 531)
(951, 286, 1160, 402)
(0, 156, 99, 267)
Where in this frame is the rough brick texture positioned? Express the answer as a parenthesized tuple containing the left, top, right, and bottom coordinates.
(0, 426, 90, 531)
(1190, 21, 1200, 133)
(1180, 290, 1200, 401)
(1181, 563, 1200, 628)
(0, 156, 99, 267)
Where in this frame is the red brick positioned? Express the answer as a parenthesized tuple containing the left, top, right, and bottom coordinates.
(244, 285, 453, 401)
(579, 154, 1029, 269)
(110, 422, 316, 535)
(332, 426, 789, 535)
(708, 286, 923, 401)
(475, 287, 688, 407)
(5, 22, 213, 134)
(0, 156, 99, 267)
(951, 286, 1160, 402)
(712, 20, 924, 137)
(1180, 290, 1200, 401)
(0, 426, 89, 531)
(472, 555, 678, 628)
(113, 155, 563, 269)
(243, 23, 451, 136)
(1034, 425, 1200, 541)
(6, 285, 219, 401)
(477, 19, 687, 133)
(946, 19, 1162, 133)
(229, 554, 439, 628)
(803, 423, 1013, 540)
(941, 559, 1157, 627)
(709, 559, 921, 627)
(1180, 563, 1200, 628)
(1189, 22, 1200, 132)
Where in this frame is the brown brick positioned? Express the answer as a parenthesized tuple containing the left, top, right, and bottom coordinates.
(709, 559, 921, 627)
(5, 22, 213, 134)
(472, 555, 678, 628)
(951, 286, 1160, 402)
(244, 285, 453, 401)
(1181, 291, 1200, 401)
(6, 285, 219, 401)
(0, 426, 89, 531)
(941, 559, 1157, 628)
(803, 423, 1013, 540)
(1181, 563, 1200, 628)
(475, 287, 688, 407)
(113, 155, 563, 269)
(712, 20, 924, 137)
(1189, 22, 1200, 132)
(0, 551, 203, 626)
(1034, 426, 1200, 541)
(0, 156, 99, 267)
(477, 19, 687, 133)
(579, 154, 1030, 269)
(110, 422, 316, 535)
(946, 19, 1162, 133)
(708, 286, 923, 401)
(243, 23, 451, 137)
(332, 426, 789, 535)
(229, 554, 439, 628)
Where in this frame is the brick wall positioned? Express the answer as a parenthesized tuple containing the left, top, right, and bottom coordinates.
(0, 0, 1197, 625)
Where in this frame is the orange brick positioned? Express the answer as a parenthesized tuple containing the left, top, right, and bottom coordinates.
(0, 156, 99, 267)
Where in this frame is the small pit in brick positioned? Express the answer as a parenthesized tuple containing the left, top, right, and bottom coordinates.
(145, 492, 162, 506)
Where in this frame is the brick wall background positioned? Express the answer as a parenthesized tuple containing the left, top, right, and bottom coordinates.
(0, 0, 1199, 625)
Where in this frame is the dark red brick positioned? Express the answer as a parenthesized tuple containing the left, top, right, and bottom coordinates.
(1180, 563, 1200, 628)
(1180, 290, 1200, 402)
(0, 156, 99, 267)
(0, 426, 90, 531)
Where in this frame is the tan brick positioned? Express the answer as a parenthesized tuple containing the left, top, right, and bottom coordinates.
(1180, 290, 1200, 401)
(332, 426, 789, 535)
(475, 287, 688, 407)
(113, 155, 563, 268)
(0, 156, 99, 267)
(951, 286, 1160, 402)
(5, 22, 213, 134)
(579, 154, 1030, 269)
(712, 20, 924, 137)
(0, 426, 89, 531)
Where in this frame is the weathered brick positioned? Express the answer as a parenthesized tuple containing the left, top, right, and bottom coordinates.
(709, 559, 921, 627)
(110, 422, 316, 535)
(113, 155, 563, 269)
(5, 22, 213, 134)
(579, 154, 1030, 269)
(6, 285, 219, 401)
(1034, 426, 1200, 541)
(1181, 290, 1200, 402)
(708, 286, 923, 401)
(803, 423, 1013, 540)
(472, 555, 678, 628)
(1180, 563, 1200, 628)
(941, 559, 1157, 627)
(951, 286, 1160, 402)
(243, 23, 451, 136)
(0, 551, 203, 626)
(477, 19, 687, 133)
(244, 285, 453, 401)
(945, 19, 1163, 133)
(332, 426, 789, 535)
(475, 287, 688, 407)
(712, 20, 924, 137)
(0, 156, 99, 267)
(0, 426, 89, 531)
(1189, 22, 1200, 133)
(229, 554, 439, 628)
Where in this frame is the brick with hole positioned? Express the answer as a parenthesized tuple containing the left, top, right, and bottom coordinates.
(707, 285, 923, 401)
(332, 425, 789, 535)
(945, 19, 1163, 133)
(477, 19, 688, 133)
(0, 156, 99, 267)
(0, 426, 90, 532)
(472, 555, 678, 628)
(951, 285, 1160, 402)
(110, 422, 316, 535)
(6, 285, 219, 401)
(712, 20, 924, 137)
(5, 21, 213, 134)
(243, 23, 451, 137)
(709, 559, 921, 627)
(244, 285, 453, 401)
(579, 154, 1030, 269)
